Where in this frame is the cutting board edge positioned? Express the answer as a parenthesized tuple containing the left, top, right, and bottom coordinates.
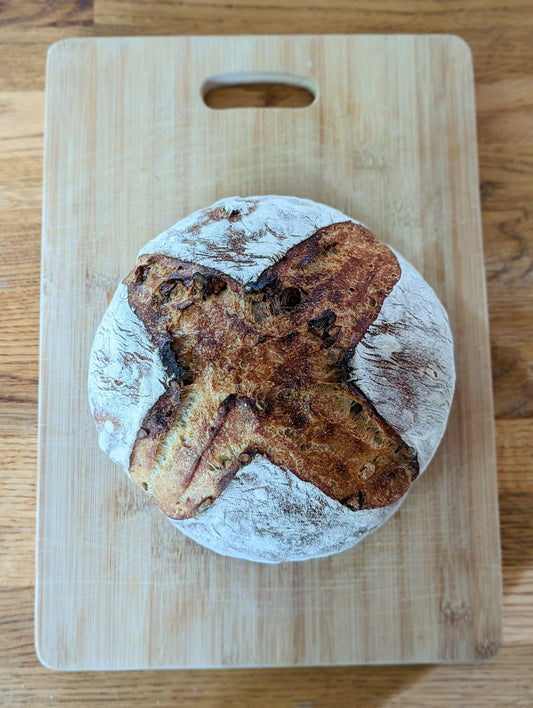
(36, 33, 501, 670)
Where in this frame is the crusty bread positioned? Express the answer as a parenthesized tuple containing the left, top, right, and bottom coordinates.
(124, 222, 418, 520)
(88, 196, 455, 562)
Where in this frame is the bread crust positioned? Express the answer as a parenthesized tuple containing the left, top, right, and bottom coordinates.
(124, 222, 419, 520)
(88, 195, 455, 562)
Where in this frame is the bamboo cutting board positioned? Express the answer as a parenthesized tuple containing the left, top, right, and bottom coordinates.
(37, 35, 502, 670)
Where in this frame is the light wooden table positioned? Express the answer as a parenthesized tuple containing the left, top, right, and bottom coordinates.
(1, 1, 532, 705)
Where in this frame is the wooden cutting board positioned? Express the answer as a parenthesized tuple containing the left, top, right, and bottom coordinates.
(36, 35, 502, 670)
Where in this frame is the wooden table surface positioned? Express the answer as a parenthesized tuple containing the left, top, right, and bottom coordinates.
(0, 1, 531, 705)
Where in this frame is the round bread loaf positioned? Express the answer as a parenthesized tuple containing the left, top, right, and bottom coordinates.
(88, 195, 455, 563)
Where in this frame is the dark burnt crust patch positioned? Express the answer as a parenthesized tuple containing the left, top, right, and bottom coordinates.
(124, 221, 418, 519)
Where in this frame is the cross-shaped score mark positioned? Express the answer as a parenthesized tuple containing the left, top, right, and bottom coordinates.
(125, 222, 419, 519)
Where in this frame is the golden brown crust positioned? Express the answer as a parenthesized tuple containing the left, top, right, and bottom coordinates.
(124, 222, 419, 519)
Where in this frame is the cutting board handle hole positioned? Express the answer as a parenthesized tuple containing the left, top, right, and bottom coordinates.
(202, 72, 316, 109)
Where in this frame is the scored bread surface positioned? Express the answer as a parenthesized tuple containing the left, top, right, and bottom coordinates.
(125, 222, 418, 520)
(174, 459, 403, 563)
(350, 249, 455, 472)
(88, 195, 455, 562)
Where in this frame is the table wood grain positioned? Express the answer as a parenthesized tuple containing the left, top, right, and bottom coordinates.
(0, 0, 531, 705)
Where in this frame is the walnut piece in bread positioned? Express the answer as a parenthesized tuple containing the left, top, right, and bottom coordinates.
(88, 196, 455, 563)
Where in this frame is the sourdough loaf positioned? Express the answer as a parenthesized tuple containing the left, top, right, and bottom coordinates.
(88, 196, 455, 562)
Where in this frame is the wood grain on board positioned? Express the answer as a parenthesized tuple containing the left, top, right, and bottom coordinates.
(1, 0, 532, 705)
(36, 34, 500, 670)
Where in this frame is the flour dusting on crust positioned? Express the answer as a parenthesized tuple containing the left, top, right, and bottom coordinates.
(139, 195, 355, 284)
(350, 250, 455, 471)
(174, 456, 401, 563)
(88, 283, 167, 469)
